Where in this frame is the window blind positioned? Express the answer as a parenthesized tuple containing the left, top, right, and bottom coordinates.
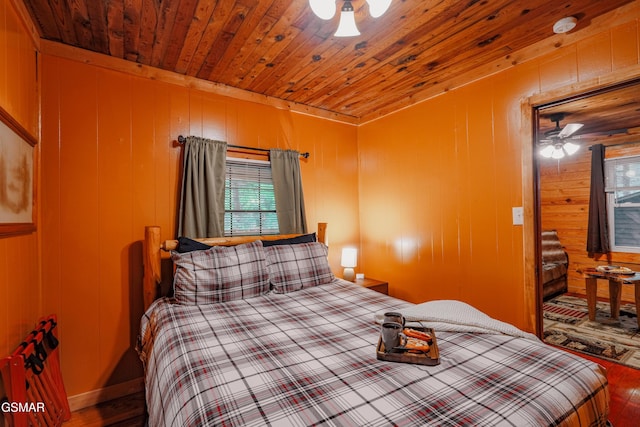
(604, 154, 640, 251)
(224, 158, 279, 236)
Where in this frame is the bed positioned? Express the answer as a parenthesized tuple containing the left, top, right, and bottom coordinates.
(138, 223, 609, 426)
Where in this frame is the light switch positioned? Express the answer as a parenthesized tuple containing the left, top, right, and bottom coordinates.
(512, 207, 524, 225)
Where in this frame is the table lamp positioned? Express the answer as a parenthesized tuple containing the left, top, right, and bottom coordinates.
(341, 248, 357, 281)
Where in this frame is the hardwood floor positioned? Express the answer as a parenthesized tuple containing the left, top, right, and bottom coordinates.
(65, 391, 145, 426)
(66, 357, 640, 426)
(568, 351, 640, 427)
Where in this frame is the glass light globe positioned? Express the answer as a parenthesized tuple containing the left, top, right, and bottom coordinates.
(540, 145, 555, 158)
(366, 0, 392, 18)
(563, 141, 580, 155)
(551, 146, 565, 159)
(309, 0, 336, 20)
(335, 10, 360, 37)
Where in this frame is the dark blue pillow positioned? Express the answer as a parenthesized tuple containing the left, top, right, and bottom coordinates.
(261, 233, 316, 247)
(176, 237, 212, 253)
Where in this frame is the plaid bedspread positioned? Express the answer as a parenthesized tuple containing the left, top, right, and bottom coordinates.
(138, 279, 609, 427)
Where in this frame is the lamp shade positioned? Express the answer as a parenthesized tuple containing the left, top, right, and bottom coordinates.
(334, 11, 360, 36)
(563, 141, 580, 155)
(551, 146, 565, 159)
(309, 0, 337, 20)
(341, 248, 357, 268)
(540, 145, 555, 158)
(366, 0, 392, 18)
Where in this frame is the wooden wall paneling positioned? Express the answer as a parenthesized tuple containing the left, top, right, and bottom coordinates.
(164, 84, 188, 239)
(0, 2, 6, 113)
(429, 98, 465, 303)
(96, 68, 137, 386)
(200, 95, 229, 144)
(538, 47, 579, 94)
(129, 77, 158, 365)
(611, 21, 640, 69)
(40, 55, 62, 319)
(57, 60, 101, 395)
(577, 32, 614, 81)
(0, 237, 7, 356)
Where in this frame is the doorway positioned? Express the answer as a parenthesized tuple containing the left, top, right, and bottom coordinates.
(530, 78, 640, 360)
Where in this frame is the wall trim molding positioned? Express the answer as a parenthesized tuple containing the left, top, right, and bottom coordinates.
(66, 377, 144, 412)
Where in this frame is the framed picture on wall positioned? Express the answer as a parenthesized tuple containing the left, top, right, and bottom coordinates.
(0, 105, 37, 237)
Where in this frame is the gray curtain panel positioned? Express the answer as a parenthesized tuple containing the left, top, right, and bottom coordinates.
(586, 144, 610, 255)
(178, 136, 227, 238)
(270, 149, 308, 234)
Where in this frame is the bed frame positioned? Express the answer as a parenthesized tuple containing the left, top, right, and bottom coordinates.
(142, 223, 328, 310)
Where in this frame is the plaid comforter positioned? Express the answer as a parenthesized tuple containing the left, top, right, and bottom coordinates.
(138, 279, 609, 427)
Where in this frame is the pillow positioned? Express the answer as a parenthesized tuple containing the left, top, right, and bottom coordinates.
(264, 242, 334, 293)
(176, 236, 212, 253)
(261, 233, 316, 247)
(171, 240, 269, 304)
(176, 233, 317, 252)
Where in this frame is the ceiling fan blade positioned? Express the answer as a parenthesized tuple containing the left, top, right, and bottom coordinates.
(558, 123, 584, 138)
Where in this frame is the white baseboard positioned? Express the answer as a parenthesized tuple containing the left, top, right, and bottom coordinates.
(66, 377, 144, 412)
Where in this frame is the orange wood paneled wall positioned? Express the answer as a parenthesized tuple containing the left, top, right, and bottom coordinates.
(0, 0, 40, 367)
(541, 136, 640, 303)
(357, 5, 640, 331)
(39, 55, 359, 396)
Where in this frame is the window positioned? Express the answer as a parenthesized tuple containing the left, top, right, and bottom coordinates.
(605, 154, 640, 253)
(224, 158, 279, 236)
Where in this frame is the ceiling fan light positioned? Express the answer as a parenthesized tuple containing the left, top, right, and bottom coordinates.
(540, 145, 555, 158)
(334, 3, 360, 37)
(309, 0, 337, 20)
(551, 146, 565, 159)
(563, 141, 580, 155)
(366, 0, 392, 18)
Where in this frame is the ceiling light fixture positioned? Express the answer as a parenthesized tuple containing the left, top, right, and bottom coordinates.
(540, 141, 580, 159)
(310, 0, 392, 37)
(335, 1, 360, 37)
(553, 16, 578, 34)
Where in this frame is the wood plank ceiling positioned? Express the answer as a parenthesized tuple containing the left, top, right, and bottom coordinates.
(21, 0, 637, 124)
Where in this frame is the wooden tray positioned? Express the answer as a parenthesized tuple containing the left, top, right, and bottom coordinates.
(376, 327, 440, 366)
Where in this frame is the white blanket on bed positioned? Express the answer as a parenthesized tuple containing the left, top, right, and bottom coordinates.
(375, 299, 539, 341)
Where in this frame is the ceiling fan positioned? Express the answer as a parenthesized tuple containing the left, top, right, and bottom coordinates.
(539, 113, 584, 159)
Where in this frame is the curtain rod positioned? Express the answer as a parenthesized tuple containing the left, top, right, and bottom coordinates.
(177, 135, 310, 159)
(588, 140, 640, 151)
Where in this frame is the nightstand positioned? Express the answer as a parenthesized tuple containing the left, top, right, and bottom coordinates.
(355, 277, 388, 295)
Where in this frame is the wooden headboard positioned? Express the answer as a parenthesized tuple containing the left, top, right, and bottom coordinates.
(142, 223, 327, 310)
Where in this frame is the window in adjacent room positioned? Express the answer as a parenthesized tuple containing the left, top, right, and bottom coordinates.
(605, 154, 640, 253)
(224, 158, 279, 236)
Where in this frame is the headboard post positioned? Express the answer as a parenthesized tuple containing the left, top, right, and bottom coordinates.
(143, 226, 162, 310)
(317, 222, 327, 246)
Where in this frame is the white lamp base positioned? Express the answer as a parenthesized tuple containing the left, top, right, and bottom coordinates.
(343, 267, 355, 281)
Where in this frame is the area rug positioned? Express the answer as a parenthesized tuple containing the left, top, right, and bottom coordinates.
(543, 294, 640, 369)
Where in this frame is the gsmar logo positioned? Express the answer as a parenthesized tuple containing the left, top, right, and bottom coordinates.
(1, 401, 46, 413)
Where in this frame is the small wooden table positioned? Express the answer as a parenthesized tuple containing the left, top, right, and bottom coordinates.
(579, 268, 640, 328)
(355, 277, 388, 295)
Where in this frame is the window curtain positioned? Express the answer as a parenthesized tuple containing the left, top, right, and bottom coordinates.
(270, 149, 308, 234)
(586, 144, 610, 256)
(178, 136, 227, 238)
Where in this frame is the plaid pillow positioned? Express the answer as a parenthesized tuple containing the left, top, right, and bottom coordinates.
(171, 240, 269, 304)
(265, 242, 334, 293)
